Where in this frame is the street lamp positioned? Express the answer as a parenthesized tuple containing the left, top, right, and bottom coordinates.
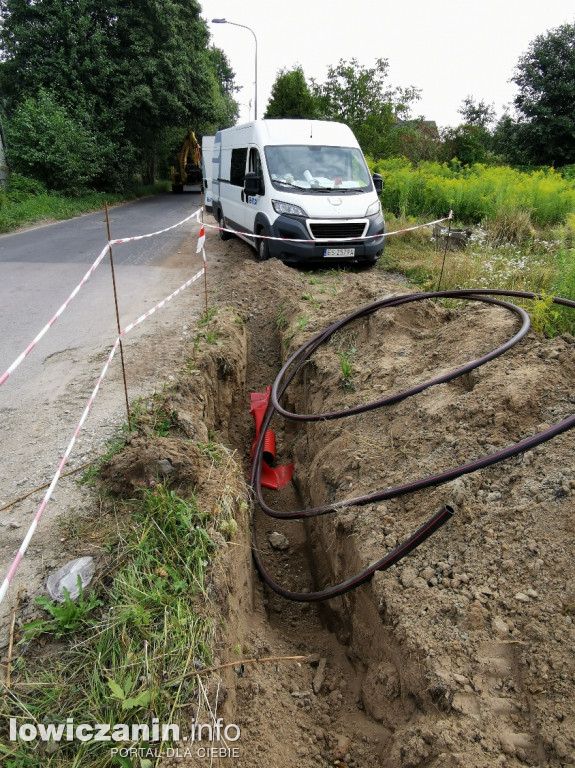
(212, 18, 258, 120)
(238, 100, 253, 121)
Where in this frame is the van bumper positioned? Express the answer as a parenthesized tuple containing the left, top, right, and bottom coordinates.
(267, 214, 386, 265)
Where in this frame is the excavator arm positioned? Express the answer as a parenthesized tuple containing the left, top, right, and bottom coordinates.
(170, 130, 202, 193)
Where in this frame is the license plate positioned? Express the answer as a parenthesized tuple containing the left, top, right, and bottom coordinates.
(323, 247, 355, 258)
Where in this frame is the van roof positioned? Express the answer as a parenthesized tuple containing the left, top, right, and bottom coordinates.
(215, 119, 358, 147)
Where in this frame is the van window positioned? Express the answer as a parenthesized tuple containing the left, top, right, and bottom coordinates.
(249, 147, 262, 175)
(265, 145, 371, 192)
(230, 147, 247, 186)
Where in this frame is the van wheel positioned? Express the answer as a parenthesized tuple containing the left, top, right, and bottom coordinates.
(256, 229, 270, 261)
(218, 212, 231, 241)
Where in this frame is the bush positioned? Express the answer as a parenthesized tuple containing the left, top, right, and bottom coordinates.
(5, 173, 47, 202)
(5, 89, 104, 194)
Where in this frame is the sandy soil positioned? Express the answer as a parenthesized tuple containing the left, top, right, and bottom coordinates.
(3, 218, 574, 767)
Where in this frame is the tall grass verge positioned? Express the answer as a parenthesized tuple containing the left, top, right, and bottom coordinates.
(0, 179, 171, 233)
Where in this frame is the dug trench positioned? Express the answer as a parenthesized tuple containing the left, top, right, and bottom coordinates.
(102, 224, 574, 767)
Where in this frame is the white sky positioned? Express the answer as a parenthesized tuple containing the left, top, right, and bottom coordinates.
(201, 0, 575, 129)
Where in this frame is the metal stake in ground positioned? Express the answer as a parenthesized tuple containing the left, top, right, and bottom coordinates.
(203, 246, 208, 316)
(437, 218, 452, 291)
(104, 202, 131, 428)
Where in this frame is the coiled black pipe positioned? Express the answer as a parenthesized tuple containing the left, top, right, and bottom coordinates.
(249, 289, 575, 602)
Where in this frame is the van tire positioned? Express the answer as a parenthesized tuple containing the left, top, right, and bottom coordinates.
(255, 228, 270, 261)
(218, 212, 231, 241)
(360, 252, 381, 270)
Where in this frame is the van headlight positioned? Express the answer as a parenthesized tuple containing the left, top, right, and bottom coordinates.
(365, 199, 382, 217)
(272, 200, 308, 217)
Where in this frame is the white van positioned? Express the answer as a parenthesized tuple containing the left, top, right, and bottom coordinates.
(208, 119, 385, 265)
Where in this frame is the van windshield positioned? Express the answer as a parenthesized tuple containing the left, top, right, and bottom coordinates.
(264, 145, 372, 192)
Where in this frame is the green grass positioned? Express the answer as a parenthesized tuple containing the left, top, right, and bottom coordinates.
(21, 579, 103, 640)
(192, 307, 222, 349)
(197, 306, 218, 327)
(1, 475, 241, 767)
(0, 181, 171, 234)
(301, 293, 321, 309)
(338, 349, 356, 392)
(121, 392, 178, 438)
(197, 439, 223, 466)
(80, 439, 126, 485)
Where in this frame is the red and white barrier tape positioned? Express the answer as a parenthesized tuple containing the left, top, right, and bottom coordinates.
(109, 209, 201, 244)
(0, 243, 111, 389)
(205, 212, 453, 243)
(0, 337, 120, 605)
(0, 209, 203, 390)
(0, 265, 205, 607)
(120, 265, 205, 336)
(196, 224, 206, 254)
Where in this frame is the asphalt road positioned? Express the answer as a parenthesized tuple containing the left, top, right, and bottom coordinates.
(0, 192, 203, 408)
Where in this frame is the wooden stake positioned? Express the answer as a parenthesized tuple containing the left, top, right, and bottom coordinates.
(6, 588, 23, 689)
(437, 219, 452, 292)
(104, 203, 131, 428)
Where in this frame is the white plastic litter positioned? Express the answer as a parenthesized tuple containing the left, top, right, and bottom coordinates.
(46, 556, 95, 602)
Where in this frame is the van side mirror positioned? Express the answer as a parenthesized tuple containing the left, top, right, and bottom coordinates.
(372, 173, 383, 194)
(244, 172, 262, 196)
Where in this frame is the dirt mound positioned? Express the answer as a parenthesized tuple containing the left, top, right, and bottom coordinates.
(100, 435, 208, 494)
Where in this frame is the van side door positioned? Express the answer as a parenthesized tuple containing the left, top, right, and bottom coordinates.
(241, 146, 264, 236)
(220, 145, 247, 232)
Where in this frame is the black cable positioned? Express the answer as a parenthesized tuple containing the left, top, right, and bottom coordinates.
(249, 289, 575, 602)
(271, 292, 530, 422)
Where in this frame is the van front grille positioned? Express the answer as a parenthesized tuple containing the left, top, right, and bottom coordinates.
(308, 221, 368, 239)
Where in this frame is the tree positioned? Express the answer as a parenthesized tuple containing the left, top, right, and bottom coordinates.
(491, 114, 530, 166)
(0, 0, 238, 189)
(440, 125, 489, 166)
(512, 22, 575, 166)
(264, 66, 318, 119)
(458, 96, 496, 129)
(204, 46, 240, 132)
(311, 58, 420, 159)
(397, 120, 441, 163)
(450, 96, 496, 161)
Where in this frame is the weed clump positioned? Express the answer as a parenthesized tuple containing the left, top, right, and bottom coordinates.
(483, 209, 534, 246)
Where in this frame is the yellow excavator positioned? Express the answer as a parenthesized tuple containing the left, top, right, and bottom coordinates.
(170, 130, 202, 193)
